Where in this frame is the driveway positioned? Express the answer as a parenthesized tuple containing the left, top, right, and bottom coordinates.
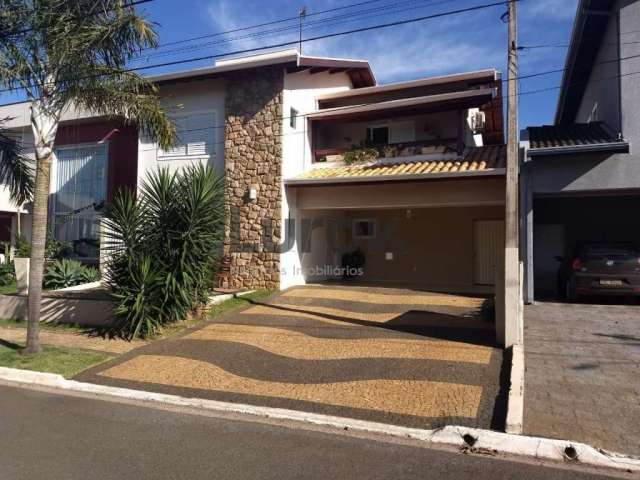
(524, 302, 640, 456)
(77, 285, 507, 429)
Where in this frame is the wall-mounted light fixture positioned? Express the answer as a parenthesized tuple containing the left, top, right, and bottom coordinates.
(248, 186, 258, 201)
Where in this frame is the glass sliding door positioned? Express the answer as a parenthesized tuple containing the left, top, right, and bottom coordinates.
(52, 143, 108, 262)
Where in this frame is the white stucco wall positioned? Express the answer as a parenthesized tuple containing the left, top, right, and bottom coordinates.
(280, 70, 353, 289)
(136, 78, 226, 186)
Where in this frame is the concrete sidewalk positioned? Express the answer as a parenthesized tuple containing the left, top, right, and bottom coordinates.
(76, 285, 508, 430)
(524, 302, 640, 456)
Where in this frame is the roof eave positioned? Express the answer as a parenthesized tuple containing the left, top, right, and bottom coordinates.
(555, 0, 588, 124)
(315, 69, 498, 102)
(307, 88, 496, 121)
(528, 142, 630, 157)
(284, 168, 506, 186)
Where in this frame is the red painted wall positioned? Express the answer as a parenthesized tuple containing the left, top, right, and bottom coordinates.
(55, 120, 138, 200)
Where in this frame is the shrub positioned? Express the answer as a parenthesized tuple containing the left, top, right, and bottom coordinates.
(103, 165, 225, 339)
(0, 261, 15, 286)
(14, 235, 31, 258)
(79, 266, 101, 284)
(43, 259, 101, 290)
(481, 298, 495, 323)
(45, 229, 73, 260)
(44, 259, 84, 289)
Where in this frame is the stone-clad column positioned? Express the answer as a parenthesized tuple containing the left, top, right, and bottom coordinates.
(223, 66, 283, 290)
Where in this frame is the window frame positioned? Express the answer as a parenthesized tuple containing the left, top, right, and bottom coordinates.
(51, 142, 110, 261)
(353, 219, 377, 240)
(158, 109, 217, 159)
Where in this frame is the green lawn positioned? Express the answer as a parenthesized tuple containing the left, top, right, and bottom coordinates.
(208, 290, 274, 318)
(0, 342, 110, 378)
(0, 318, 85, 333)
(0, 281, 17, 295)
(157, 290, 274, 339)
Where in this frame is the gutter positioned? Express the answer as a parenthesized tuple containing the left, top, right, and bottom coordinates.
(284, 168, 506, 186)
(527, 142, 630, 157)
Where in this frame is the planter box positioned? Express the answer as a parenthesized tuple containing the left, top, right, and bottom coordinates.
(14, 257, 29, 293)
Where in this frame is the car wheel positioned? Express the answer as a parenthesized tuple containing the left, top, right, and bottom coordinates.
(565, 279, 579, 303)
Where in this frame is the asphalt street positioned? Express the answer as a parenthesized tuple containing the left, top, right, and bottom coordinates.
(0, 385, 628, 480)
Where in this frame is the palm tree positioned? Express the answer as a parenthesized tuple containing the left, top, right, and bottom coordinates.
(0, 0, 175, 354)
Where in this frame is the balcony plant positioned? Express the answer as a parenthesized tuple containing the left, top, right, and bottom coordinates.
(343, 142, 379, 165)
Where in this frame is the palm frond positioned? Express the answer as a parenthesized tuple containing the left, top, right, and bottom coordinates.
(0, 125, 33, 205)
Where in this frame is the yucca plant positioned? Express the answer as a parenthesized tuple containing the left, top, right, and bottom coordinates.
(43, 259, 84, 290)
(103, 165, 225, 338)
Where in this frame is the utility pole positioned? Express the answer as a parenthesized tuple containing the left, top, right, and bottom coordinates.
(299, 7, 307, 54)
(502, 0, 521, 347)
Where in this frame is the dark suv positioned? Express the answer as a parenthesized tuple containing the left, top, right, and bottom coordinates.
(558, 242, 640, 301)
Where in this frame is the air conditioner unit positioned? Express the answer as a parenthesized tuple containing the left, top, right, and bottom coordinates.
(471, 111, 486, 134)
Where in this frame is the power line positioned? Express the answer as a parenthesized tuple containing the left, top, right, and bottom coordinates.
(147, 0, 392, 51)
(132, 0, 460, 64)
(0, 0, 517, 96)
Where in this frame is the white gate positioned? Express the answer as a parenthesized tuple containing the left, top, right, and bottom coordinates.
(473, 220, 505, 285)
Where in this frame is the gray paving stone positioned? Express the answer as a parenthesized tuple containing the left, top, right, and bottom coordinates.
(523, 301, 640, 456)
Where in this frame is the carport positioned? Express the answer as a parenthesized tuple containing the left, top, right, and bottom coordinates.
(522, 122, 633, 303)
(531, 193, 640, 298)
(283, 146, 507, 294)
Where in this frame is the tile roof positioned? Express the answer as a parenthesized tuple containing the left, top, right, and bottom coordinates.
(527, 122, 623, 150)
(290, 145, 506, 183)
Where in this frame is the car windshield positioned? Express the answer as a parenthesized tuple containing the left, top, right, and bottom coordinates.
(581, 244, 638, 257)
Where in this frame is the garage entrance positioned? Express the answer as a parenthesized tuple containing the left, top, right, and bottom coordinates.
(532, 194, 640, 299)
(296, 205, 504, 294)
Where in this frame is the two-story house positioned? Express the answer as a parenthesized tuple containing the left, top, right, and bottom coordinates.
(0, 48, 507, 306)
(521, 0, 640, 302)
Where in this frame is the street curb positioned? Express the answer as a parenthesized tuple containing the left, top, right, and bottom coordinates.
(506, 344, 524, 434)
(1, 366, 639, 473)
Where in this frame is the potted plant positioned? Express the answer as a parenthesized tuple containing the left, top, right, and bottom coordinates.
(13, 235, 31, 293)
(341, 247, 366, 280)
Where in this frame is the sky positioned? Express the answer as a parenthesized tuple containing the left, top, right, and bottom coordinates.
(2, 0, 580, 128)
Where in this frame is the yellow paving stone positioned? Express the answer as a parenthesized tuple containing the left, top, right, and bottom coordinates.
(100, 355, 483, 418)
(184, 324, 492, 364)
(281, 288, 485, 309)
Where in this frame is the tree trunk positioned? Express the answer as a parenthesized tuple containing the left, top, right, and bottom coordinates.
(23, 103, 58, 355)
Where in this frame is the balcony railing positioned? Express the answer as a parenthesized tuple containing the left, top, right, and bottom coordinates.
(313, 138, 459, 164)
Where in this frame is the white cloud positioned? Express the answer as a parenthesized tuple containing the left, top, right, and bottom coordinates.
(521, 0, 578, 20)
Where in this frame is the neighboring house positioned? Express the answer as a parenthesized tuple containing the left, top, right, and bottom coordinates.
(0, 49, 506, 298)
(521, 0, 640, 302)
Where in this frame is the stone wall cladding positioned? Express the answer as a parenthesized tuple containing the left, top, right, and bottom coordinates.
(223, 66, 284, 290)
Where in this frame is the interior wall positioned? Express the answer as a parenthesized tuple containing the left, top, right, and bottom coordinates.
(316, 111, 460, 150)
(325, 206, 504, 288)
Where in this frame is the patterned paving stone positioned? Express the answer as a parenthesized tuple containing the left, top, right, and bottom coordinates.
(76, 285, 506, 429)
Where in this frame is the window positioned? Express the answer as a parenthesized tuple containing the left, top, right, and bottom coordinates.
(52, 144, 109, 260)
(290, 107, 298, 129)
(367, 126, 389, 145)
(367, 122, 415, 145)
(353, 219, 376, 239)
(159, 112, 216, 158)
